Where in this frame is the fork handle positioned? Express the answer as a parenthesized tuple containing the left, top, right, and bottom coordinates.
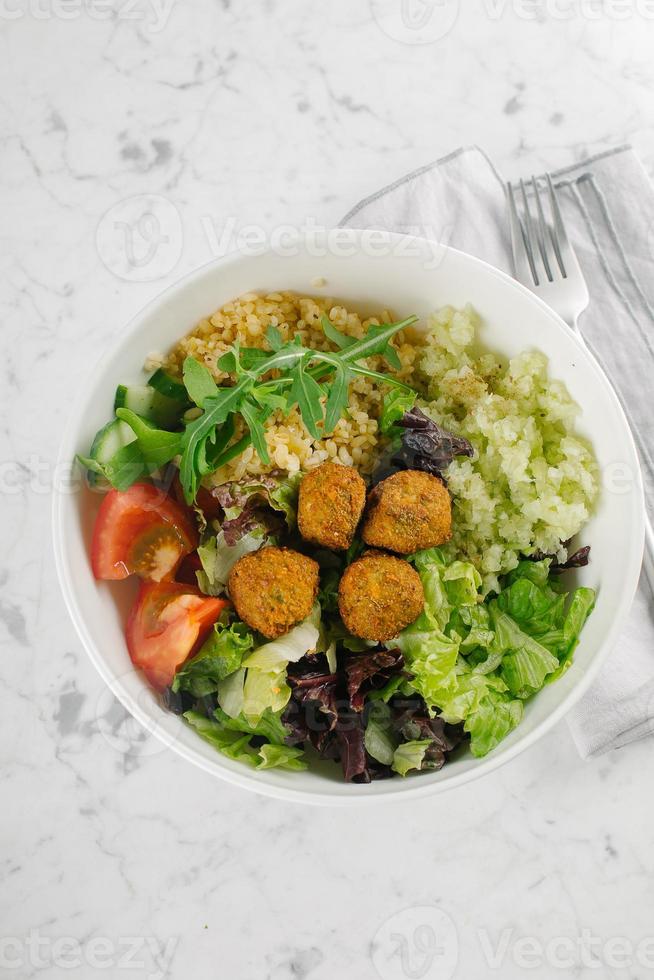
(569, 315, 654, 597)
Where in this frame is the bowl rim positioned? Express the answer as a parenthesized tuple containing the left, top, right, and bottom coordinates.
(53, 229, 645, 805)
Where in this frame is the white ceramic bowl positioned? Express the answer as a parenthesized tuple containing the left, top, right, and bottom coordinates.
(53, 231, 645, 805)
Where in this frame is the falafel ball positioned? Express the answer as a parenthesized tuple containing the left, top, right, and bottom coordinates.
(361, 469, 452, 555)
(298, 461, 367, 551)
(338, 552, 424, 642)
(228, 546, 319, 639)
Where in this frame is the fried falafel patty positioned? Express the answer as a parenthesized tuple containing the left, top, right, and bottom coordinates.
(362, 469, 452, 555)
(297, 461, 367, 551)
(228, 546, 319, 639)
(338, 553, 424, 642)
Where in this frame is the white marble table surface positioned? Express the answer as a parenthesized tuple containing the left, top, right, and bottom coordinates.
(2, 2, 654, 978)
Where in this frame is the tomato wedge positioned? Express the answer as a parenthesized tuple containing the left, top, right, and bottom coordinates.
(126, 581, 229, 690)
(91, 483, 198, 583)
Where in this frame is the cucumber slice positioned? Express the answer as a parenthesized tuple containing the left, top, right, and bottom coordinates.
(148, 368, 189, 403)
(114, 384, 155, 416)
(114, 384, 185, 429)
(85, 419, 137, 487)
(89, 418, 136, 462)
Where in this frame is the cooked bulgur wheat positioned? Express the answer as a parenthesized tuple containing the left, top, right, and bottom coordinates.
(162, 292, 598, 593)
(163, 291, 420, 481)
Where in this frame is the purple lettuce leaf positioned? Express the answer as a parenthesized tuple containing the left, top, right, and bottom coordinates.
(345, 649, 404, 712)
(375, 407, 474, 484)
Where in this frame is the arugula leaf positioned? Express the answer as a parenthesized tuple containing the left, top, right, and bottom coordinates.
(338, 317, 416, 365)
(180, 380, 253, 500)
(77, 442, 146, 491)
(324, 363, 353, 433)
(183, 357, 218, 407)
(114, 409, 182, 468)
(85, 314, 420, 501)
(265, 324, 283, 351)
(240, 397, 271, 464)
(288, 361, 325, 439)
(320, 313, 357, 350)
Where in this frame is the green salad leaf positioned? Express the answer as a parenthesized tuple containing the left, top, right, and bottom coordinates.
(395, 547, 595, 758)
(115, 408, 183, 468)
(380, 388, 417, 435)
(210, 605, 322, 725)
(196, 529, 267, 596)
(364, 702, 398, 766)
(184, 711, 306, 770)
(392, 740, 433, 777)
(213, 706, 291, 745)
(183, 357, 218, 408)
(77, 442, 146, 491)
(173, 619, 254, 697)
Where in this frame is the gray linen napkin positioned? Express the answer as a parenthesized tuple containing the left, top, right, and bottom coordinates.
(341, 145, 654, 757)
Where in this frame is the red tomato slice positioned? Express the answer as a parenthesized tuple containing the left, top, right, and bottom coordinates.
(126, 581, 229, 690)
(91, 483, 198, 583)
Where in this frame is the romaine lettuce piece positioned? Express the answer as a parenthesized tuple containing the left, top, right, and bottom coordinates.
(489, 607, 559, 698)
(172, 619, 254, 696)
(196, 529, 266, 596)
(464, 692, 523, 758)
(217, 667, 246, 718)
(184, 710, 306, 770)
(391, 740, 433, 776)
(257, 744, 307, 771)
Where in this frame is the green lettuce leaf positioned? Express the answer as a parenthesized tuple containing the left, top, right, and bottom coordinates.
(489, 607, 559, 698)
(184, 711, 306, 770)
(243, 608, 320, 671)
(172, 619, 254, 696)
(268, 473, 302, 528)
(213, 706, 291, 745)
(184, 711, 257, 766)
(391, 740, 433, 776)
(442, 560, 483, 608)
(196, 529, 266, 596)
(217, 667, 246, 718)
(364, 702, 398, 765)
(465, 691, 523, 758)
(257, 744, 307, 771)
(220, 606, 323, 725)
(242, 667, 291, 724)
(380, 388, 417, 435)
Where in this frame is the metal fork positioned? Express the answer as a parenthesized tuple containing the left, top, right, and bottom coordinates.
(507, 173, 653, 593)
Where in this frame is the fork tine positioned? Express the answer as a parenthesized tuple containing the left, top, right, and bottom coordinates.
(506, 182, 538, 286)
(531, 175, 553, 282)
(545, 173, 568, 277)
(519, 178, 542, 286)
